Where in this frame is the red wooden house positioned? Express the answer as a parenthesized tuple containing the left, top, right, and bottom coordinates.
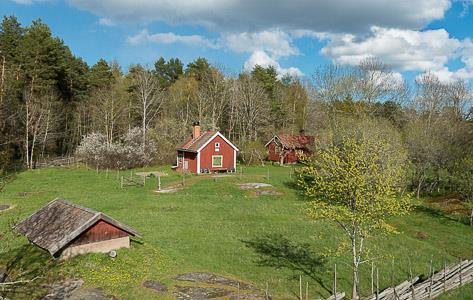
(265, 132, 315, 164)
(176, 122, 239, 174)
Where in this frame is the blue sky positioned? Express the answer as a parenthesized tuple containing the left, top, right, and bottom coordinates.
(2, 0, 473, 82)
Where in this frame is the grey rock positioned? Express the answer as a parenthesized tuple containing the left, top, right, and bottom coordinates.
(42, 279, 84, 300)
(174, 285, 232, 299)
(256, 190, 282, 196)
(42, 280, 116, 300)
(142, 280, 168, 293)
(238, 183, 273, 190)
(174, 272, 253, 290)
(68, 288, 117, 300)
(0, 268, 8, 283)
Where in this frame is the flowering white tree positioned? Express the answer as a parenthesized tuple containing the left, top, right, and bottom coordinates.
(76, 127, 156, 169)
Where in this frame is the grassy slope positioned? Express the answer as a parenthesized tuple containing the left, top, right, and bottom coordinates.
(0, 165, 472, 299)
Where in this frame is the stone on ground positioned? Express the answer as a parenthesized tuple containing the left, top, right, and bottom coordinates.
(142, 280, 167, 293)
(155, 188, 181, 193)
(42, 280, 116, 300)
(256, 190, 282, 196)
(174, 285, 232, 299)
(174, 272, 253, 290)
(238, 183, 273, 190)
(0, 204, 11, 211)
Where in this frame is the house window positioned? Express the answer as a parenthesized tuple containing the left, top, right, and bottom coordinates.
(212, 155, 223, 167)
(215, 142, 220, 152)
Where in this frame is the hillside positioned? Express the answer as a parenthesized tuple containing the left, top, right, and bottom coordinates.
(1, 165, 473, 299)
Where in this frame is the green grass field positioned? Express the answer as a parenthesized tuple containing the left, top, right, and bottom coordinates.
(1, 165, 473, 299)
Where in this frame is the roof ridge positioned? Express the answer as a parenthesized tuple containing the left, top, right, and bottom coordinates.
(57, 199, 99, 215)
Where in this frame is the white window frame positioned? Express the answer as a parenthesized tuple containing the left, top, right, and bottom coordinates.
(215, 142, 220, 152)
(212, 155, 223, 167)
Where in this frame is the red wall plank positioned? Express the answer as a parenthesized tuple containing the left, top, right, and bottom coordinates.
(70, 220, 128, 246)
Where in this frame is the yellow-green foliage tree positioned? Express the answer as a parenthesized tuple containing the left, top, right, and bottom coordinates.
(296, 135, 410, 299)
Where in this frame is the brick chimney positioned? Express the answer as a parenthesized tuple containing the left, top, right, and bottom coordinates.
(192, 121, 201, 139)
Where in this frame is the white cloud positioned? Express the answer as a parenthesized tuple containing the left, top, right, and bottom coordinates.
(98, 18, 115, 26)
(318, 26, 473, 82)
(127, 29, 219, 49)
(129, 28, 299, 59)
(223, 30, 298, 58)
(321, 27, 461, 72)
(243, 50, 303, 78)
(68, 0, 451, 34)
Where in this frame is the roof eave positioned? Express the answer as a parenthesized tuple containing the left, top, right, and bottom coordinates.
(176, 148, 198, 153)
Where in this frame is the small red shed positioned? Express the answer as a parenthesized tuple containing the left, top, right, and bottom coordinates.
(16, 199, 140, 259)
(176, 122, 239, 174)
(265, 132, 315, 164)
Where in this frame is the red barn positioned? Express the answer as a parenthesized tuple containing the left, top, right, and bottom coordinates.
(176, 122, 239, 174)
(265, 132, 315, 164)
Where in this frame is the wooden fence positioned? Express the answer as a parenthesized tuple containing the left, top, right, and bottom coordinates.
(120, 174, 146, 188)
(365, 259, 473, 300)
(35, 156, 78, 168)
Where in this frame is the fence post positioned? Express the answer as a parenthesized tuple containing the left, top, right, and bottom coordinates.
(157, 175, 161, 191)
(409, 257, 416, 300)
(299, 275, 302, 300)
(306, 281, 308, 300)
(239, 166, 242, 180)
(428, 259, 433, 299)
(371, 261, 374, 295)
(459, 258, 463, 287)
(333, 264, 337, 300)
(237, 282, 240, 300)
(443, 258, 447, 293)
(121, 176, 123, 189)
(267, 168, 270, 182)
(265, 281, 269, 300)
(376, 267, 379, 300)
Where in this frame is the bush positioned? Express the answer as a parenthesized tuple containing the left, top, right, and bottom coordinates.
(76, 128, 156, 169)
(238, 140, 266, 166)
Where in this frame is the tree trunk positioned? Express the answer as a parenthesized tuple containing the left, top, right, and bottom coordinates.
(351, 240, 359, 300)
(416, 175, 424, 199)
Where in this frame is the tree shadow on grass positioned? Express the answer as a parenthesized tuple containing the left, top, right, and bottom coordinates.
(242, 233, 331, 294)
(414, 204, 468, 225)
(1, 244, 60, 299)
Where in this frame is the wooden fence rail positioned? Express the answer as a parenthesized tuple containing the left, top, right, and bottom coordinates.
(366, 260, 473, 300)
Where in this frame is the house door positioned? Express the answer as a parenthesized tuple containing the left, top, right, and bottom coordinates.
(183, 160, 189, 170)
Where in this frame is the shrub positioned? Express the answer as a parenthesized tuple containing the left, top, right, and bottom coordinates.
(76, 128, 156, 170)
(238, 140, 266, 166)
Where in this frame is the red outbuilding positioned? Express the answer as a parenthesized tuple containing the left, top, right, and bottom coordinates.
(265, 132, 315, 164)
(175, 122, 239, 174)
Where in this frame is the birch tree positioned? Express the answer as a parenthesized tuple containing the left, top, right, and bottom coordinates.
(296, 124, 410, 299)
(130, 66, 164, 150)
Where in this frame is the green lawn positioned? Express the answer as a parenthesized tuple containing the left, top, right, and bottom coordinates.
(1, 165, 473, 299)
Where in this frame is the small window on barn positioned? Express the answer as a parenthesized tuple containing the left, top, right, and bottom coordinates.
(215, 142, 220, 152)
(212, 155, 223, 167)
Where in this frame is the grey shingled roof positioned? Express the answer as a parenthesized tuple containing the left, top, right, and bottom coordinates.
(16, 199, 141, 256)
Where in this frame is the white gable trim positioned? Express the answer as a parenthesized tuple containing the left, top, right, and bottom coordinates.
(264, 136, 278, 147)
(196, 151, 201, 174)
(196, 132, 239, 153)
(265, 135, 284, 148)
